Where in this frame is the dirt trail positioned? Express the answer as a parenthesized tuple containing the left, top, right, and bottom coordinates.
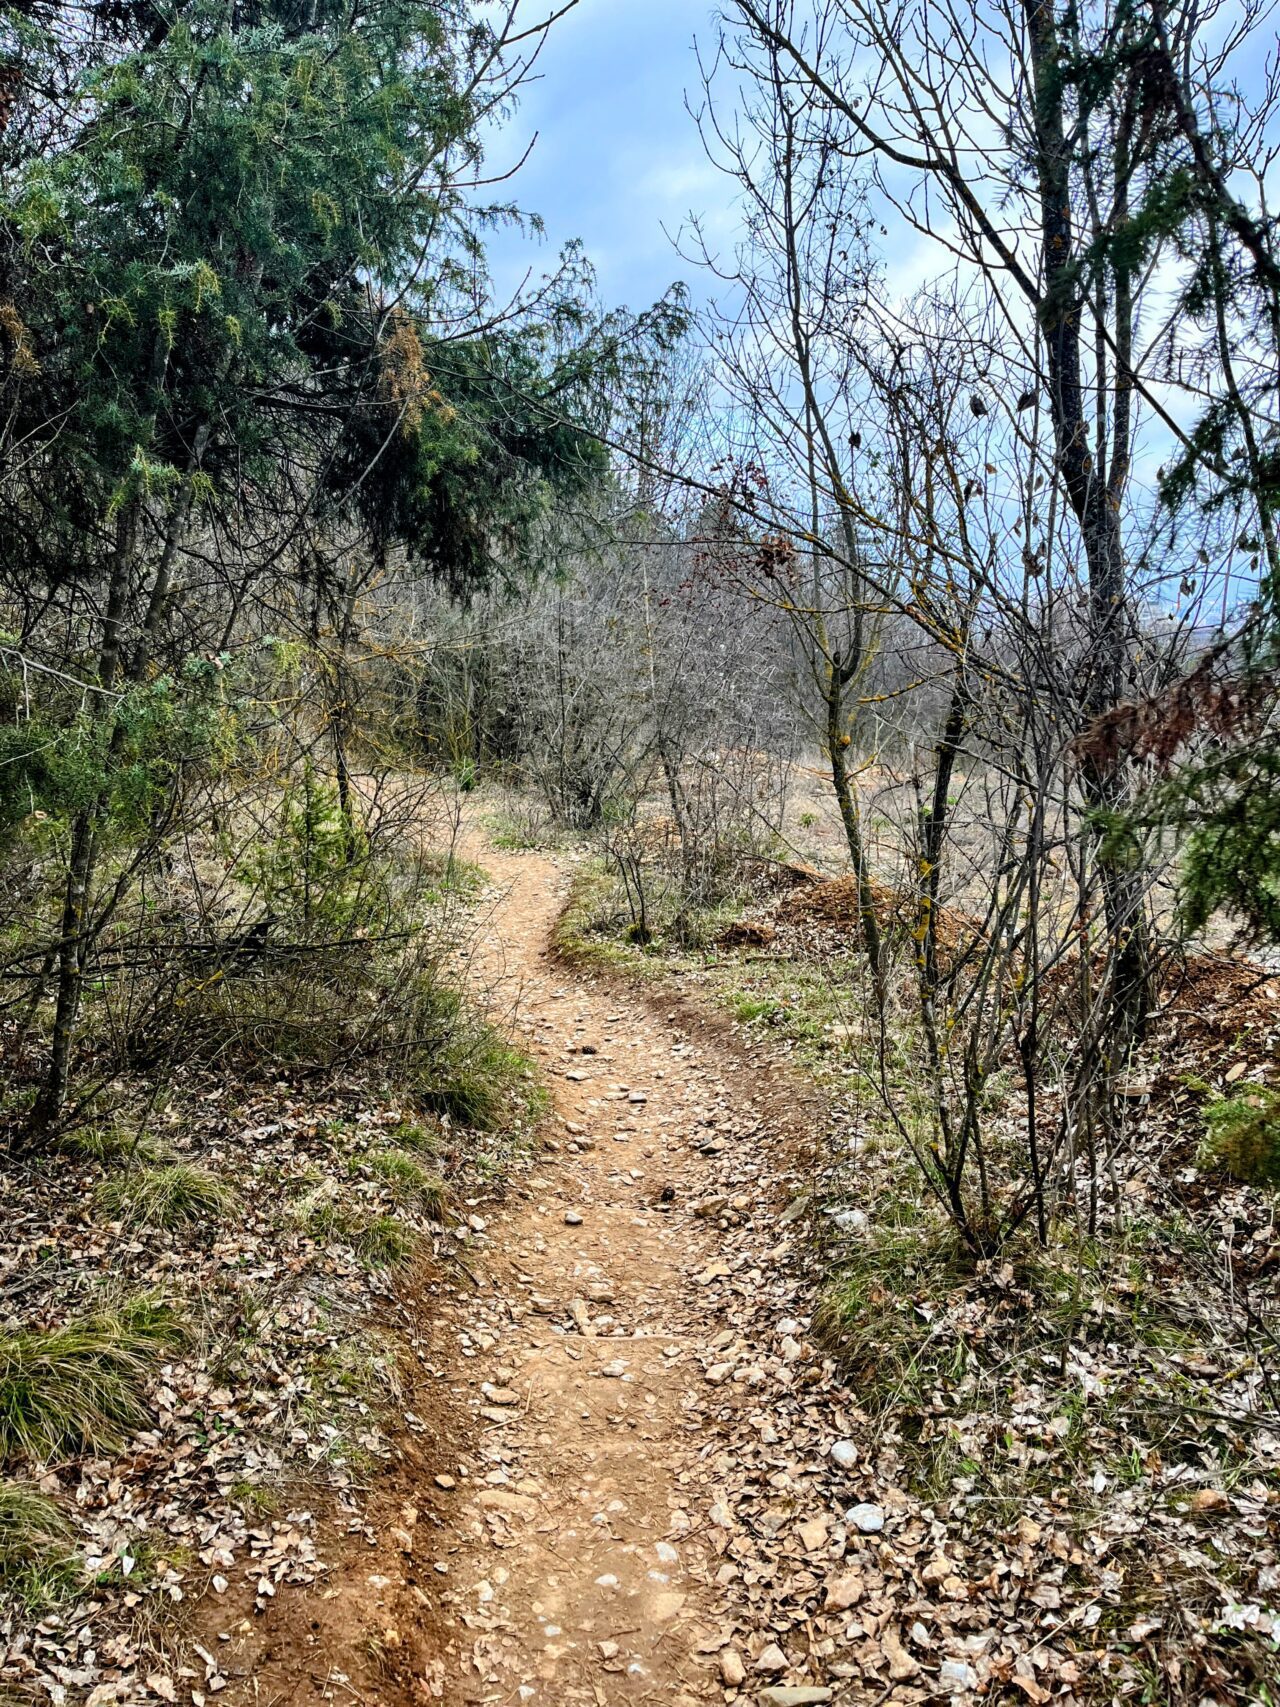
(420, 837, 761, 1704)
(212, 832, 826, 1707)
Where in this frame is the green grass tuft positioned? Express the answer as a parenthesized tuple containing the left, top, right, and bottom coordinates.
(96, 1162, 239, 1231)
(300, 1198, 419, 1270)
(418, 849, 488, 897)
(0, 1482, 78, 1611)
(367, 1149, 448, 1220)
(388, 1119, 440, 1156)
(727, 990, 784, 1024)
(415, 1027, 543, 1132)
(0, 1296, 185, 1462)
(354, 1214, 418, 1268)
(812, 1213, 961, 1406)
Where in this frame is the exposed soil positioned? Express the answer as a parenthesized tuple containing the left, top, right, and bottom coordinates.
(209, 833, 818, 1706)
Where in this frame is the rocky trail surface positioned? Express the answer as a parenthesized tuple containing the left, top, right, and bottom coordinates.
(215, 836, 978, 1707)
(419, 837, 831, 1705)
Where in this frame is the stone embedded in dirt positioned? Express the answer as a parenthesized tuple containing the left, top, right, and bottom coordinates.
(434, 1474, 456, 1491)
(846, 1502, 885, 1533)
(824, 1569, 864, 1610)
(628, 1091, 647, 1103)
(694, 1196, 728, 1218)
(564, 1210, 584, 1225)
(758, 1691, 834, 1706)
(719, 1648, 747, 1686)
(651, 1589, 686, 1621)
(600, 1359, 627, 1378)
(570, 1299, 593, 1335)
(755, 1643, 788, 1673)
(830, 1206, 868, 1235)
(829, 1440, 858, 1470)
(705, 1362, 733, 1385)
(481, 1384, 519, 1406)
(477, 1489, 537, 1516)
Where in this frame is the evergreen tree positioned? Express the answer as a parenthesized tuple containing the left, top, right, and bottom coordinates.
(0, 0, 611, 1134)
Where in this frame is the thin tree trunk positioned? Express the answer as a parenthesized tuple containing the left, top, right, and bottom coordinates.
(1024, 0, 1152, 1049)
(25, 434, 207, 1144)
(825, 661, 885, 1010)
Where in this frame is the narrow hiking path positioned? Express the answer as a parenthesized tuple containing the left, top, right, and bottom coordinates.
(212, 828, 881, 1707)
(419, 834, 795, 1704)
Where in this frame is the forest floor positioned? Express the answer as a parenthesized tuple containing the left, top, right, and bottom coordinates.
(4, 812, 1276, 1707)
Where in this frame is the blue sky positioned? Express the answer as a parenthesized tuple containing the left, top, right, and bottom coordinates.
(482, 1, 734, 316)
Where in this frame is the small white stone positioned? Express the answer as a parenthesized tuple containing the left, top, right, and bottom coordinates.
(755, 1642, 788, 1673)
(846, 1502, 885, 1533)
(939, 1660, 979, 1692)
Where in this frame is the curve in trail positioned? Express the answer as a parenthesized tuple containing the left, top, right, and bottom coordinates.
(424, 839, 769, 1705)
